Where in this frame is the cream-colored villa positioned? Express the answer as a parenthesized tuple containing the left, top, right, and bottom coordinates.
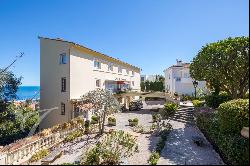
(39, 37, 141, 129)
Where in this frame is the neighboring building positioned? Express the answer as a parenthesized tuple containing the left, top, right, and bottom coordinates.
(140, 75, 159, 82)
(164, 59, 206, 96)
(39, 37, 141, 129)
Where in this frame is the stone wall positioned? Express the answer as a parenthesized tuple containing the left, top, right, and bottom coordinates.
(0, 125, 81, 165)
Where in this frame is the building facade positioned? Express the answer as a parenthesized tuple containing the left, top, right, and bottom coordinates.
(164, 60, 206, 96)
(140, 75, 158, 82)
(39, 37, 140, 129)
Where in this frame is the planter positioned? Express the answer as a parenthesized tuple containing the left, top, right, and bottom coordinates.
(108, 121, 116, 126)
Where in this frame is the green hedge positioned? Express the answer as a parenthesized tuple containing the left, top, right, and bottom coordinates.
(205, 91, 232, 108)
(195, 106, 249, 165)
(218, 99, 249, 134)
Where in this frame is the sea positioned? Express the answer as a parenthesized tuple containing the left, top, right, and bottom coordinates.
(16, 86, 40, 101)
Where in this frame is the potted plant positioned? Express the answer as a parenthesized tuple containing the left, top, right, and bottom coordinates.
(128, 118, 139, 126)
(108, 117, 116, 126)
(91, 115, 98, 124)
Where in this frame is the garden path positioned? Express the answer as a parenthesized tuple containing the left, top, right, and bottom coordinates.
(157, 106, 224, 165)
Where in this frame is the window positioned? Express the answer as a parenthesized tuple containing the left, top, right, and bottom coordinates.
(126, 69, 129, 75)
(132, 71, 134, 76)
(61, 77, 66, 92)
(118, 66, 122, 73)
(108, 63, 113, 71)
(61, 103, 65, 115)
(184, 73, 189, 78)
(132, 81, 134, 86)
(94, 60, 101, 69)
(176, 77, 181, 81)
(59, 53, 67, 64)
(96, 79, 101, 88)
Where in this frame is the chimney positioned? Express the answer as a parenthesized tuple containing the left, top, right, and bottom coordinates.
(176, 59, 182, 66)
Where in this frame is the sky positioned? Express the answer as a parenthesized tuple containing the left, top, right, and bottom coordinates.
(0, 0, 249, 86)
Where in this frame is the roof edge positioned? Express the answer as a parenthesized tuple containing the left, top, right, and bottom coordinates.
(39, 36, 140, 71)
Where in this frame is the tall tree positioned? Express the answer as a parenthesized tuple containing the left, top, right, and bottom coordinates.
(80, 89, 120, 135)
(190, 36, 249, 99)
(0, 53, 23, 103)
(0, 70, 22, 102)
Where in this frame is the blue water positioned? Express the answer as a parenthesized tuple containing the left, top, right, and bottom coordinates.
(16, 86, 40, 100)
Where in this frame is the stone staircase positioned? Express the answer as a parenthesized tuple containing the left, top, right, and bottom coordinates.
(170, 106, 195, 125)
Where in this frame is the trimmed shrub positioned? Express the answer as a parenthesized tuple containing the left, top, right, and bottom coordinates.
(133, 118, 139, 123)
(192, 100, 204, 108)
(217, 99, 249, 134)
(91, 115, 98, 124)
(128, 118, 139, 126)
(205, 91, 232, 108)
(108, 117, 116, 126)
(195, 107, 249, 165)
(148, 152, 160, 165)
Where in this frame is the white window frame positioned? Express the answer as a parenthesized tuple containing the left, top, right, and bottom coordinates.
(126, 69, 129, 75)
(96, 79, 101, 88)
(61, 102, 65, 115)
(94, 60, 101, 69)
(108, 63, 113, 71)
(118, 66, 122, 73)
(132, 81, 134, 86)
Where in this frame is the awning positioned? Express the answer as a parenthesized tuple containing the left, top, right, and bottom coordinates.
(116, 81, 130, 84)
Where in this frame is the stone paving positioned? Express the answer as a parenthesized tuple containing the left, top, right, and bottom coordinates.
(157, 106, 224, 165)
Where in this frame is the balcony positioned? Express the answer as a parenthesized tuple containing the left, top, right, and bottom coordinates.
(105, 80, 131, 94)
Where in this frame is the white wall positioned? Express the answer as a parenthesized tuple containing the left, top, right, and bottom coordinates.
(70, 47, 140, 100)
(164, 66, 206, 96)
(40, 39, 71, 130)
